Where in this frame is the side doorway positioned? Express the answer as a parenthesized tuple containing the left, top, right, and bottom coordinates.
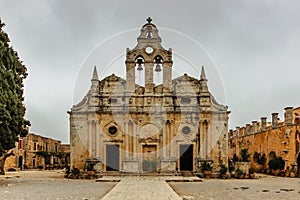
(179, 144, 193, 171)
(106, 145, 120, 171)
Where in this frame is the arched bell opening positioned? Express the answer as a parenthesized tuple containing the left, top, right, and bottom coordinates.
(135, 56, 145, 86)
(153, 55, 163, 85)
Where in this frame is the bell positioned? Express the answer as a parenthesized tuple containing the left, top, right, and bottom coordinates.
(137, 63, 143, 71)
(136, 58, 143, 71)
(155, 63, 161, 72)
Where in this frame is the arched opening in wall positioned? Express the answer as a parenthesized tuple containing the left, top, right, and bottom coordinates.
(253, 152, 259, 163)
(269, 151, 276, 160)
(297, 152, 300, 174)
(296, 130, 300, 155)
(18, 156, 23, 169)
(153, 55, 163, 86)
(135, 56, 145, 87)
(33, 159, 36, 168)
(295, 115, 300, 125)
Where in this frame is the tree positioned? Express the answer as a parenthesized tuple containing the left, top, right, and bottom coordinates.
(240, 148, 250, 162)
(0, 19, 30, 175)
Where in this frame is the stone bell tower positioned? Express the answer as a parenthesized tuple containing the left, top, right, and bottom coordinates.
(125, 17, 173, 93)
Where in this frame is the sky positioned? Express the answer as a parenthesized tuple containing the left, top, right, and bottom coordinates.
(0, 0, 300, 143)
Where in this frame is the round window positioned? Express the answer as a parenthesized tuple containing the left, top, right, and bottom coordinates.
(182, 126, 191, 135)
(108, 126, 118, 135)
(145, 46, 153, 54)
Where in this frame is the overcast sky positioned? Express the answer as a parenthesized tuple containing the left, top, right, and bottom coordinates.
(1, 0, 300, 143)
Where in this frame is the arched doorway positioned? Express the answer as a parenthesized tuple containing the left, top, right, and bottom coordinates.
(18, 156, 23, 169)
(297, 152, 300, 175)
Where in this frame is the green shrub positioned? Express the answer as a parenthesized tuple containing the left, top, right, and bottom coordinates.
(200, 161, 213, 171)
(240, 148, 250, 162)
(71, 167, 80, 175)
(268, 156, 285, 170)
(220, 164, 228, 175)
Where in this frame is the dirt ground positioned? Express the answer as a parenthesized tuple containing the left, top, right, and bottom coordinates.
(169, 176, 300, 200)
(0, 170, 116, 200)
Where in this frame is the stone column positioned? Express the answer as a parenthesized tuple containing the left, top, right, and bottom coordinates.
(284, 107, 293, 126)
(144, 62, 154, 93)
(236, 127, 240, 137)
(246, 124, 251, 135)
(229, 129, 233, 139)
(235, 126, 240, 156)
(201, 121, 208, 158)
(163, 61, 172, 92)
(261, 117, 267, 131)
(132, 124, 136, 159)
(126, 61, 135, 93)
(124, 121, 129, 159)
(252, 121, 257, 134)
(92, 120, 96, 157)
(165, 122, 170, 158)
(272, 113, 278, 128)
(95, 123, 100, 158)
(162, 124, 167, 159)
(88, 121, 92, 157)
(206, 121, 210, 159)
(170, 121, 175, 158)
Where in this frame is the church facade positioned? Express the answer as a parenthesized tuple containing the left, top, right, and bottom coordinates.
(69, 18, 229, 174)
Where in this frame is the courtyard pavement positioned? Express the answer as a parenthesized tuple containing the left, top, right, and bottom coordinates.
(0, 170, 299, 200)
(101, 176, 183, 200)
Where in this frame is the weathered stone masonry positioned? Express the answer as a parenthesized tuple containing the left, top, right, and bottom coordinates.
(69, 19, 229, 174)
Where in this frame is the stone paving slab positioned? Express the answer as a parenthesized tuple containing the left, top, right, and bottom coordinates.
(101, 177, 182, 200)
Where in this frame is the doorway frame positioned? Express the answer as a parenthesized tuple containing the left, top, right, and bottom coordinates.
(179, 144, 194, 171)
(105, 144, 120, 171)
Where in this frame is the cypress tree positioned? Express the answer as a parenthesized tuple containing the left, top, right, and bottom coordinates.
(0, 19, 30, 174)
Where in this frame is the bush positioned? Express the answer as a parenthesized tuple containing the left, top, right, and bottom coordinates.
(257, 153, 266, 165)
(220, 164, 228, 175)
(249, 168, 255, 174)
(65, 166, 70, 175)
(236, 169, 244, 176)
(71, 167, 80, 175)
(240, 148, 250, 162)
(86, 163, 95, 171)
(200, 161, 213, 171)
(268, 156, 285, 170)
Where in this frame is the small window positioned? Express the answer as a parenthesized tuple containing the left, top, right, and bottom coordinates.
(182, 126, 191, 135)
(108, 126, 118, 135)
(295, 117, 300, 125)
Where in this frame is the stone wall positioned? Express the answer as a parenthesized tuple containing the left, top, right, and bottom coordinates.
(5, 133, 69, 170)
(229, 106, 300, 171)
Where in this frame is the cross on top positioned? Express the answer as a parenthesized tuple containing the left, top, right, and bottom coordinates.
(147, 17, 152, 24)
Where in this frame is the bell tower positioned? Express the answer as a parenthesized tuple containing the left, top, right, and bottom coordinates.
(125, 17, 173, 93)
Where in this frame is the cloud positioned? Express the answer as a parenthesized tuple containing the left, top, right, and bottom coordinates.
(1, 0, 300, 143)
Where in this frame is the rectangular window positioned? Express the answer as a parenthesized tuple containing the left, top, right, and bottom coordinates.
(18, 140, 22, 149)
